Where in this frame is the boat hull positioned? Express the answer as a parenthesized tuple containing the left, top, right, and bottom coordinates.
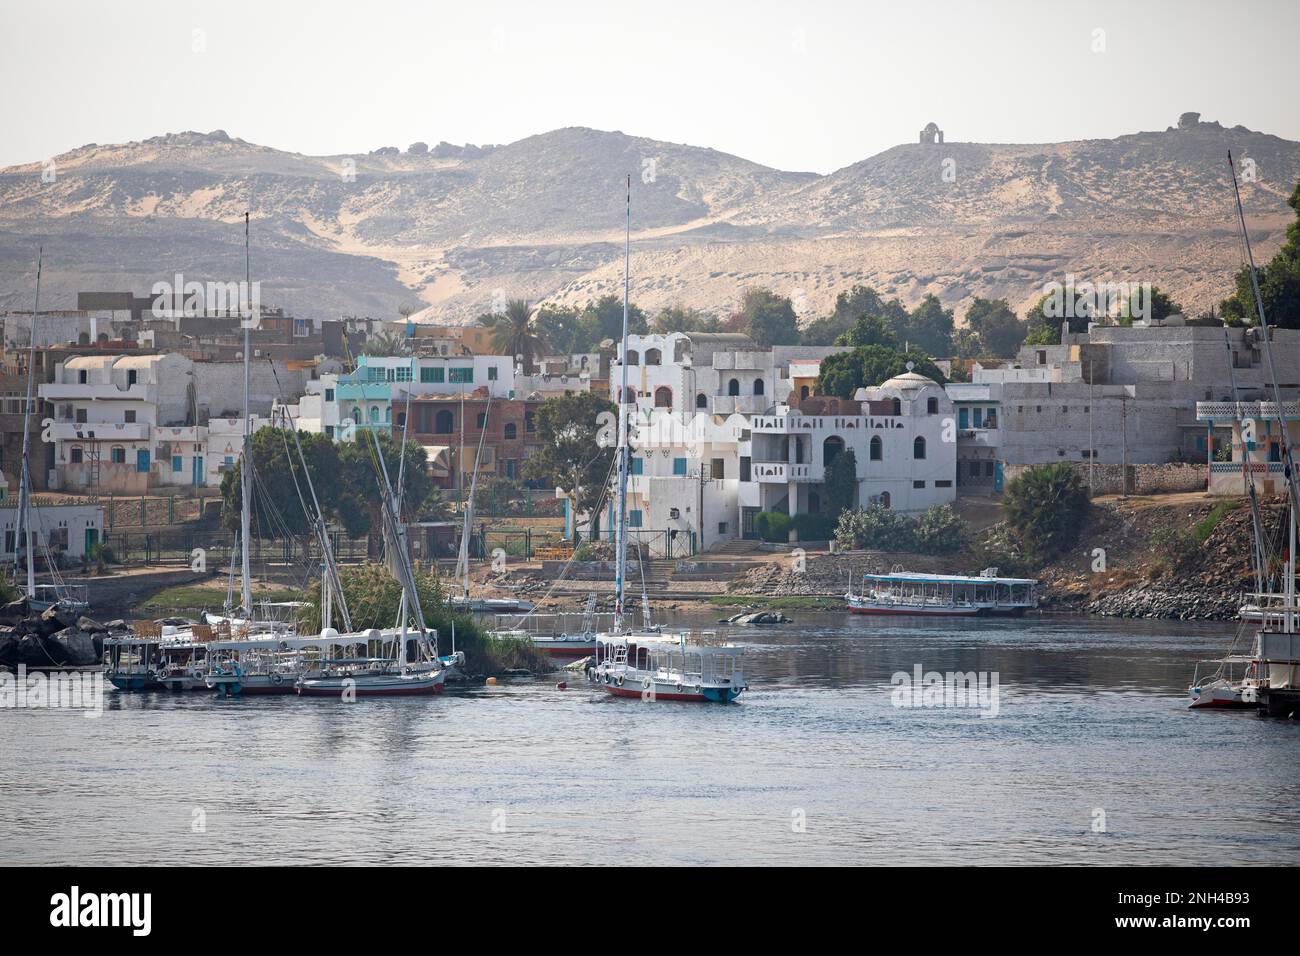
(591, 671, 744, 703)
(846, 596, 1026, 617)
(296, 672, 447, 697)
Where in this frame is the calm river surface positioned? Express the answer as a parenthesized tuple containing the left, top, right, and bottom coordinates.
(4, 611, 1299, 865)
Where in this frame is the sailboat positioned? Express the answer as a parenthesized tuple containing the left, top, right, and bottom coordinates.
(295, 407, 451, 696)
(1189, 153, 1300, 716)
(10, 249, 89, 615)
(587, 177, 747, 703)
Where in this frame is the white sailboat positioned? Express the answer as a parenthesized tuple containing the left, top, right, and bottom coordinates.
(587, 176, 747, 703)
(11, 249, 89, 615)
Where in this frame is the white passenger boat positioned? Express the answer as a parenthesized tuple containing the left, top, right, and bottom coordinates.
(847, 567, 1038, 617)
(590, 630, 746, 703)
(294, 627, 453, 697)
(106, 621, 212, 692)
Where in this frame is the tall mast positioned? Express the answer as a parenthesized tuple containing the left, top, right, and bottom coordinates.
(612, 175, 631, 633)
(1229, 153, 1300, 518)
(16, 248, 42, 599)
(239, 213, 254, 615)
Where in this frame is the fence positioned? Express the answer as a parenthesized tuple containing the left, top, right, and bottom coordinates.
(98, 530, 378, 568)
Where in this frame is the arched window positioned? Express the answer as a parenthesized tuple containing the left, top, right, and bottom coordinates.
(913, 436, 926, 459)
(654, 386, 672, 408)
(891, 397, 902, 416)
(476, 412, 488, 429)
(880, 491, 891, 510)
(621, 386, 637, 404)
(800, 385, 810, 401)
(625, 349, 639, 366)
(504, 423, 517, 440)
(351, 407, 362, 423)
(728, 378, 740, 397)
(695, 392, 708, 409)
(435, 410, 454, 434)
(369, 406, 380, 423)
(927, 396, 939, 414)
(395, 411, 406, 429)
(870, 435, 882, 461)
(823, 436, 845, 467)
(645, 348, 662, 366)
(753, 379, 765, 396)
(384, 406, 392, 423)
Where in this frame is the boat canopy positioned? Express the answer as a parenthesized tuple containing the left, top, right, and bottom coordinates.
(862, 571, 1038, 586)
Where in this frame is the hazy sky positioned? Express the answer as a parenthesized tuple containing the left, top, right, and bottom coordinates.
(2, 0, 1297, 173)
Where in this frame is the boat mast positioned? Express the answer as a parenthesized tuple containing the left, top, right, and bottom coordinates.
(1221, 325, 1267, 594)
(15, 248, 42, 599)
(239, 213, 254, 616)
(612, 174, 632, 634)
(456, 390, 493, 600)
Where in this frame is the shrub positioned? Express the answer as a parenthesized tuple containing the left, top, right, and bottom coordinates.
(913, 505, 967, 554)
(791, 512, 836, 541)
(754, 511, 793, 543)
(1001, 463, 1089, 559)
(834, 505, 917, 551)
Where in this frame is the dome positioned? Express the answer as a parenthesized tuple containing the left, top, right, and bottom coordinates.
(879, 371, 937, 391)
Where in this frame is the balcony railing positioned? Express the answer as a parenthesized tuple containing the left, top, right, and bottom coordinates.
(1197, 401, 1300, 421)
(752, 461, 818, 482)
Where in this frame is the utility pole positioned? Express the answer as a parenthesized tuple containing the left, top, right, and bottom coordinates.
(1120, 392, 1129, 498)
(1087, 359, 1094, 497)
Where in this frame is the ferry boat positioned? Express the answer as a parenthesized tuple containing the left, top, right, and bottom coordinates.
(294, 627, 452, 697)
(590, 630, 746, 703)
(847, 567, 1038, 617)
(106, 622, 211, 691)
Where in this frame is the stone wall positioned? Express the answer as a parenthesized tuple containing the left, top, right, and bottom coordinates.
(1003, 461, 1205, 496)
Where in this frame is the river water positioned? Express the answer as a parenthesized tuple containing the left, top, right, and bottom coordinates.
(4, 611, 1298, 866)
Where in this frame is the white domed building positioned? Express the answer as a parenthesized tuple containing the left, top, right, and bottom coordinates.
(851, 368, 958, 512)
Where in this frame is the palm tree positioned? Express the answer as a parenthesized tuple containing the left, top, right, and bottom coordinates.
(360, 329, 411, 357)
(487, 299, 546, 372)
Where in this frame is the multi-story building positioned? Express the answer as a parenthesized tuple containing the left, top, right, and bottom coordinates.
(1196, 399, 1300, 496)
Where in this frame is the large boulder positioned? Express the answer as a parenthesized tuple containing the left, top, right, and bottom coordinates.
(53, 628, 100, 666)
(76, 616, 109, 634)
(0, 598, 29, 625)
(15, 634, 70, 667)
(0, 633, 18, 668)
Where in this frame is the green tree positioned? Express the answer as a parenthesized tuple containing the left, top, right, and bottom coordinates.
(523, 391, 617, 539)
(533, 304, 583, 355)
(964, 297, 1026, 358)
(486, 299, 547, 372)
(823, 448, 858, 517)
(817, 345, 947, 399)
(736, 288, 800, 346)
(360, 330, 411, 357)
(898, 294, 954, 356)
(1220, 180, 1300, 329)
(338, 429, 442, 530)
(836, 313, 900, 349)
(1001, 462, 1090, 560)
(1124, 285, 1182, 325)
(651, 305, 720, 334)
(581, 293, 647, 347)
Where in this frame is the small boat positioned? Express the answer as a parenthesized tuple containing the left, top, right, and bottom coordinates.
(106, 622, 211, 692)
(450, 595, 534, 614)
(1188, 654, 1260, 709)
(590, 630, 746, 703)
(847, 567, 1037, 617)
(204, 635, 302, 696)
(294, 627, 451, 697)
(28, 583, 91, 615)
(490, 595, 605, 658)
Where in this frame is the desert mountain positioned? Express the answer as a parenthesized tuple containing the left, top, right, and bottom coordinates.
(1, 116, 1296, 324)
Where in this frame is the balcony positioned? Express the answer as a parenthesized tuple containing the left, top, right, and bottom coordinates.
(49, 421, 151, 442)
(712, 351, 766, 371)
(1198, 401, 1300, 422)
(40, 382, 150, 401)
(752, 461, 819, 483)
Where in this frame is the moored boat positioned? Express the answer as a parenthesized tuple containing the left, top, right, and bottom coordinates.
(846, 567, 1037, 617)
(590, 630, 746, 703)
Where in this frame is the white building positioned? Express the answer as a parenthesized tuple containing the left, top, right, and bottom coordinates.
(0, 502, 105, 562)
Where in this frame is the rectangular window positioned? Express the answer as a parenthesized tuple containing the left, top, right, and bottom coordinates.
(70, 448, 83, 464)
(984, 462, 995, 476)
(973, 408, 983, 429)
(711, 458, 725, 479)
(672, 457, 687, 476)
(293, 318, 310, 338)
(449, 367, 473, 384)
(718, 522, 728, 535)
(913, 480, 926, 489)
(172, 455, 183, 473)
(629, 509, 643, 528)
(476, 412, 488, 428)
(959, 407, 969, 429)
(111, 447, 126, 464)
(325, 388, 335, 402)
(325, 425, 334, 439)
(935, 480, 952, 488)
(630, 457, 644, 475)
(488, 366, 498, 381)
(125, 410, 136, 423)
(75, 408, 87, 424)
(395, 367, 412, 382)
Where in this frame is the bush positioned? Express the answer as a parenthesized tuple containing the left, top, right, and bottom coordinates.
(791, 512, 836, 541)
(754, 511, 792, 543)
(1001, 463, 1089, 559)
(913, 505, 967, 554)
(835, 504, 969, 556)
